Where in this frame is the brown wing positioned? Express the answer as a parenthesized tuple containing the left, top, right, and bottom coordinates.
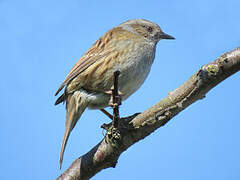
(54, 27, 126, 97)
(55, 26, 133, 100)
(54, 49, 111, 105)
(55, 48, 110, 96)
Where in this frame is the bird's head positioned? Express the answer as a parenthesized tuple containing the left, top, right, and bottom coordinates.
(119, 19, 175, 43)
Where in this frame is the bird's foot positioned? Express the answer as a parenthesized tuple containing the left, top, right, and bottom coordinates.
(105, 90, 122, 107)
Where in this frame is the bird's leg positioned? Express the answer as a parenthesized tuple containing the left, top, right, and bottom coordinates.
(104, 90, 122, 107)
(102, 71, 121, 128)
(100, 109, 113, 120)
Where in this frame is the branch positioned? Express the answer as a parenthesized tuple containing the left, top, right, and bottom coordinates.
(56, 46, 240, 180)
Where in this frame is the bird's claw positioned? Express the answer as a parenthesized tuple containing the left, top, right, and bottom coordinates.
(105, 90, 122, 107)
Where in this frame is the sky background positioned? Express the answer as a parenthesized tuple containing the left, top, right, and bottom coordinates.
(0, 0, 240, 179)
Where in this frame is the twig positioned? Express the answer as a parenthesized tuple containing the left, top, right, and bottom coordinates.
(112, 70, 121, 128)
(100, 109, 113, 120)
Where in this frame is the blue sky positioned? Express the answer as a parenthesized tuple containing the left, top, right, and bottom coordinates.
(0, 0, 240, 179)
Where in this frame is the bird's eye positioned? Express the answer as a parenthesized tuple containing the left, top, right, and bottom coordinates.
(147, 26, 153, 32)
(142, 25, 153, 33)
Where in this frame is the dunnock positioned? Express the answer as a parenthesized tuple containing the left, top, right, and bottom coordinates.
(55, 19, 174, 168)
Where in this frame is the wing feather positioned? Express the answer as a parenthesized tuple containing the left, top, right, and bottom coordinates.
(55, 26, 130, 98)
(55, 50, 110, 96)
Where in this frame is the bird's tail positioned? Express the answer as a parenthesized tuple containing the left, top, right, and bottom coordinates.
(59, 91, 88, 169)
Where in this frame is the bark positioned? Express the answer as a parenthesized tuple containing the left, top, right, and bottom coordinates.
(57, 46, 240, 180)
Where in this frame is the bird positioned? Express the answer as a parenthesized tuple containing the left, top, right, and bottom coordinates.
(55, 19, 174, 169)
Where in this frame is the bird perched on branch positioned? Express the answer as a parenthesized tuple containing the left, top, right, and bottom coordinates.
(55, 19, 174, 169)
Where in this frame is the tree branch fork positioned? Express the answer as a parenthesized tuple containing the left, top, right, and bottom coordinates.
(57, 46, 240, 180)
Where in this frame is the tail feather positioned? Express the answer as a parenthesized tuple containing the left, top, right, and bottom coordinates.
(59, 91, 88, 169)
(55, 93, 66, 105)
(59, 125, 71, 169)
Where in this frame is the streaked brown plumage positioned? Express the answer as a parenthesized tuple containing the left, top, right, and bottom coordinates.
(55, 19, 174, 169)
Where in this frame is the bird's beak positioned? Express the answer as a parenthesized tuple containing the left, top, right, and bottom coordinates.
(158, 32, 175, 40)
